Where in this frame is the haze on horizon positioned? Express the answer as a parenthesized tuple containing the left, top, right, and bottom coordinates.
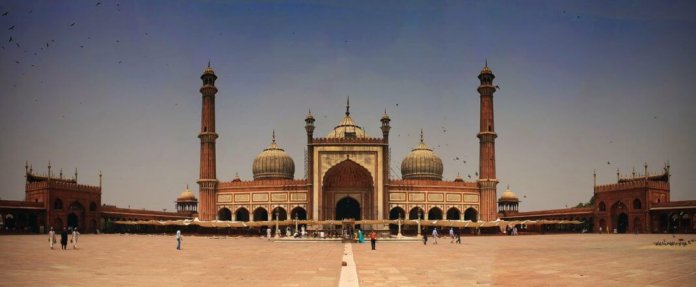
(1, 1, 695, 212)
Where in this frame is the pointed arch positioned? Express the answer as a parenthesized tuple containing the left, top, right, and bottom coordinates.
(218, 207, 232, 221)
(235, 207, 250, 222)
(428, 207, 443, 220)
(446, 207, 461, 220)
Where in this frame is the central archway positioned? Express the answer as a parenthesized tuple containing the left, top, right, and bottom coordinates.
(611, 201, 628, 233)
(322, 160, 374, 220)
(336, 197, 361, 220)
(617, 213, 628, 233)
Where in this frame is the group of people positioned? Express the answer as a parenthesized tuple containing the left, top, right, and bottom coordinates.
(423, 227, 462, 245)
(48, 226, 80, 250)
(505, 225, 519, 236)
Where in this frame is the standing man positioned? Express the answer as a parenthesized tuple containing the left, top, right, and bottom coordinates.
(432, 228, 439, 244)
(48, 227, 56, 249)
(266, 227, 272, 240)
(449, 227, 455, 243)
(176, 230, 182, 250)
(358, 229, 364, 243)
(455, 229, 461, 244)
(422, 229, 428, 245)
(60, 227, 68, 250)
(370, 230, 377, 250)
(71, 227, 80, 249)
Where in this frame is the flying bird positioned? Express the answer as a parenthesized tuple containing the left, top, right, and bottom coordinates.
(467, 174, 471, 178)
(9, 36, 12, 42)
(607, 161, 611, 165)
(70, 22, 76, 27)
(80, 45, 84, 48)
(9, 25, 15, 30)
(118, 60, 122, 64)
(475, 172, 478, 176)
(15, 42, 19, 48)
(96, 2, 102, 5)
(2, 11, 8, 16)
(495, 85, 500, 90)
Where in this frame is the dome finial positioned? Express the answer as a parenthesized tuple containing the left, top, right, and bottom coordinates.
(272, 129, 276, 143)
(420, 128, 424, 143)
(485, 58, 488, 67)
(208, 59, 210, 68)
(346, 96, 350, 116)
(186, 184, 189, 190)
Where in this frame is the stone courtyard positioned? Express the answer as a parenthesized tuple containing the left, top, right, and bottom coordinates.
(0, 233, 694, 286)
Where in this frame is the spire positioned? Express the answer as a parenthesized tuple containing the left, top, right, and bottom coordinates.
(186, 184, 189, 190)
(420, 128, 424, 143)
(99, 170, 102, 188)
(485, 58, 488, 67)
(207, 59, 210, 68)
(74, 168, 78, 181)
(48, 161, 51, 180)
(593, 169, 596, 186)
(59, 168, 63, 179)
(25, 161, 28, 173)
(272, 129, 276, 143)
(346, 96, 350, 116)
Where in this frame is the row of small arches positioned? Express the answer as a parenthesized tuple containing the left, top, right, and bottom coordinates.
(597, 198, 642, 212)
(53, 199, 97, 212)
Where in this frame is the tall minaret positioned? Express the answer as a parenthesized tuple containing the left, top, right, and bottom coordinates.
(198, 62, 219, 220)
(477, 61, 498, 221)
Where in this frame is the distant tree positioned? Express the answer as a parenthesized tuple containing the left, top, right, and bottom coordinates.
(574, 194, 596, 208)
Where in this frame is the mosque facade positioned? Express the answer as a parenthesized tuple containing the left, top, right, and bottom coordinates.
(196, 64, 500, 223)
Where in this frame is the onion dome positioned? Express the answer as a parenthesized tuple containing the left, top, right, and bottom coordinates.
(252, 131, 295, 180)
(480, 59, 493, 75)
(326, 97, 367, 139)
(177, 185, 197, 202)
(401, 129, 443, 181)
(499, 185, 519, 202)
(203, 60, 215, 75)
(454, 172, 464, 182)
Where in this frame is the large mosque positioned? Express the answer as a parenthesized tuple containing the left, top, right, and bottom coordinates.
(193, 63, 501, 224)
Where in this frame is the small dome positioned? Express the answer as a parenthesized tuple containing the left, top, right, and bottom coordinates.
(326, 100, 367, 138)
(499, 186, 519, 202)
(203, 61, 215, 75)
(177, 186, 197, 201)
(480, 60, 493, 75)
(252, 131, 295, 180)
(401, 130, 443, 181)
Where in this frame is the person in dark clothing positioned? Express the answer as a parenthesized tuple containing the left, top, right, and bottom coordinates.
(422, 229, 428, 245)
(60, 227, 68, 250)
(455, 229, 461, 244)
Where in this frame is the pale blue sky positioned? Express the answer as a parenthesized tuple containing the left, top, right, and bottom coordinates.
(1, 1, 694, 211)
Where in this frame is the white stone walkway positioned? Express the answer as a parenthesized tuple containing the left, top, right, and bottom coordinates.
(338, 243, 360, 287)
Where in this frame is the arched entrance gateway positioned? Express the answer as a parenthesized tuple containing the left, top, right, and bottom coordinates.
(321, 160, 374, 220)
(67, 201, 85, 230)
(611, 201, 629, 233)
(336, 197, 361, 220)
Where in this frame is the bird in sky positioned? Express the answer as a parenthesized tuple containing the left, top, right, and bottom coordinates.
(9, 36, 12, 42)
(9, 25, 15, 30)
(70, 22, 76, 27)
(2, 11, 8, 16)
(96, 2, 102, 5)
(607, 161, 611, 165)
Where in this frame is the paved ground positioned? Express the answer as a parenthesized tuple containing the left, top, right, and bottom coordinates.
(0, 233, 694, 286)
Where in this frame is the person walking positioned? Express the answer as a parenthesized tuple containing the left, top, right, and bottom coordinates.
(176, 230, 183, 250)
(449, 227, 455, 243)
(432, 228, 439, 244)
(422, 229, 428, 245)
(266, 227, 272, 240)
(48, 227, 56, 249)
(71, 228, 80, 249)
(60, 227, 68, 250)
(358, 229, 364, 243)
(370, 230, 377, 250)
(455, 229, 461, 244)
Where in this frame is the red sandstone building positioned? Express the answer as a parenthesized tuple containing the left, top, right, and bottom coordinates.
(500, 164, 695, 234)
(195, 63, 500, 225)
(0, 163, 195, 234)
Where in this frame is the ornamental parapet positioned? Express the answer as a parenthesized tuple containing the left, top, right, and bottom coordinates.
(311, 137, 386, 145)
(218, 178, 309, 190)
(594, 180, 669, 193)
(25, 181, 100, 193)
(389, 179, 478, 189)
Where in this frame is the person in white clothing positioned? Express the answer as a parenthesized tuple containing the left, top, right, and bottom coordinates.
(449, 228, 455, 243)
(176, 230, 182, 250)
(71, 228, 80, 249)
(48, 227, 56, 249)
(432, 228, 439, 244)
(266, 227, 272, 240)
